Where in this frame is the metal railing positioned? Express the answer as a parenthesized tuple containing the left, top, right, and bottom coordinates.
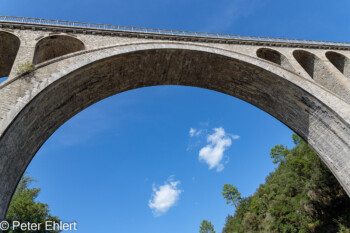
(1, 15, 349, 47)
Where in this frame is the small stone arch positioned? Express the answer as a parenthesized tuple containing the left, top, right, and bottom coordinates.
(0, 31, 20, 78)
(256, 48, 294, 71)
(326, 51, 350, 79)
(292, 50, 348, 100)
(293, 50, 318, 78)
(33, 35, 85, 65)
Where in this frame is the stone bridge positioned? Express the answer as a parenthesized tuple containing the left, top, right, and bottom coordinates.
(0, 16, 349, 220)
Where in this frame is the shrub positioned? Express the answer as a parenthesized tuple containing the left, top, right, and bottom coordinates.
(15, 61, 35, 75)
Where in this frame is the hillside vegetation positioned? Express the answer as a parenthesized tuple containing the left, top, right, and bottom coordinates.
(222, 135, 350, 233)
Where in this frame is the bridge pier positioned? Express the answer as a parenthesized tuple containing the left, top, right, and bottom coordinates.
(9, 44, 36, 80)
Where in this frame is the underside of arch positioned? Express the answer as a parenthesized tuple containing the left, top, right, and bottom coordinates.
(0, 31, 20, 78)
(0, 47, 350, 220)
(33, 35, 85, 65)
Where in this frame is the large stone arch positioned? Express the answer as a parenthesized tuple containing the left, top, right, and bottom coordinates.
(0, 31, 20, 78)
(0, 42, 349, 220)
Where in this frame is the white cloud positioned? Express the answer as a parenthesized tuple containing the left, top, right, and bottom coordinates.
(231, 134, 240, 140)
(189, 128, 203, 137)
(189, 128, 196, 137)
(199, 127, 238, 172)
(148, 177, 182, 216)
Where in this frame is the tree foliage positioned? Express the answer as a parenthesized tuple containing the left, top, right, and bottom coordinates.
(222, 184, 241, 208)
(5, 174, 61, 233)
(200, 220, 216, 233)
(222, 134, 350, 233)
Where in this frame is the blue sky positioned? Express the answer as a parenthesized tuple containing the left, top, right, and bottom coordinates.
(2, 1, 350, 232)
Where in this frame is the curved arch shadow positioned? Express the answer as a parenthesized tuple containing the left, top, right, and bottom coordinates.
(256, 47, 294, 72)
(1, 47, 350, 219)
(0, 31, 20, 77)
(292, 49, 350, 101)
(326, 51, 350, 79)
(293, 50, 320, 79)
(33, 35, 85, 65)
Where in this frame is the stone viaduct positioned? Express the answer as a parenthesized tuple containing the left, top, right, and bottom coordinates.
(0, 16, 349, 220)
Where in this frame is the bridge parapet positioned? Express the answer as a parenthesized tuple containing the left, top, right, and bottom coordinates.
(1, 15, 350, 49)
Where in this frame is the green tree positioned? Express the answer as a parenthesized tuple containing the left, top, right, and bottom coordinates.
(5, 174, 61, 233)
(200, 220, 216, 233)
(222, 184, 241, 208)
(270, 144, 289, 164)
